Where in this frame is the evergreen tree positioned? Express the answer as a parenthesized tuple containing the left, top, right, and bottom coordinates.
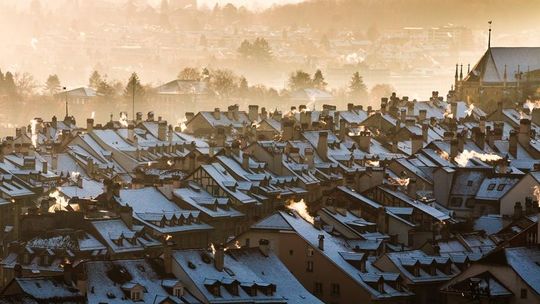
(89, 71, 102, 89)
(97, 80, 116, 98)
(288, 70, 312, 91)
(349, 72, 368, 101)
(124, 73, 145, 99)
(312, 69, 327, 90)
(45, 74, 61, 95)
(238, 76, 249, 98)
(4, 72, 17, 97)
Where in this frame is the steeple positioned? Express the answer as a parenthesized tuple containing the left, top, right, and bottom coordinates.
(488, 21, 492, 49)
(459, 64, 463, 80)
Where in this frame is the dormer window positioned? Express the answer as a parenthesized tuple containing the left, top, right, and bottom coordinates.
(131, 290, 142, 301)
(173, 286, 183, 297)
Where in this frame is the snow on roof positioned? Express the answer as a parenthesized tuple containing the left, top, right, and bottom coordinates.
(467, 47, 540, 83)
(173, 183, 244, 219)
(172, 249, 286, 302)
(228, 248, 323, 304)
(270, 211, 413, 299)
(505, 246, 540, 294)
(15, 276, 83, 300)
(58, 178, 104, 199)
(384, 250, 460, 283)
(85, 259, 193, 303)
(474, 177, 519, 201)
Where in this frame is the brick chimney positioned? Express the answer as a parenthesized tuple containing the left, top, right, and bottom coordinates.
(147, 111, 155, 122)
(411, 134, 423, 155)
(450, 139, 459, 159)
(86, 118, 94, 132)
(214, 244, 225, 271)
(158, 121, 167, 141)
(248, 105, 259, 122)
(518, 119, 531, 147)
(418, 109, 427, 122)
(317, 131, 328, 161)
(213, 108, 221, 120)
(509, 130, 518, 157)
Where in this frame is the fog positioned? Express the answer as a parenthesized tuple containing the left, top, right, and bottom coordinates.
(0, 0, 538, 136)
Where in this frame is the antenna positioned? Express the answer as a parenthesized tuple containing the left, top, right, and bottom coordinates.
(63, 87, 68, 118)
(488, 21, 492, 49)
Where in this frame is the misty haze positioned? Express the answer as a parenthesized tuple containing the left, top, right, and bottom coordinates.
(0, 1, 539, 304)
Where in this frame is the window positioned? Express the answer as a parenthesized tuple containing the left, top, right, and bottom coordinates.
(331, 283, 340, 296)
(307, 247, 314, 257)
(174, 287, 183, 297)
(314, 282, 323, 295)
(521, 288, 527, 299)
(497, 184, 506, 191)
(467, 180, 473, 186)
(465, 198, 475, 208)
(487, 183, 496, 190)
(245, 238, 250, 247)
(307, 261, 314, 272)
(289, 250, 294, 256)
(450, 197, 463, 207)
(131, 291, 141, 301)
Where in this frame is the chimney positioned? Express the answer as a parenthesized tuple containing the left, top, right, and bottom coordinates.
(457, 131, 465, 152)
(411, 134, 423, 155)
(42, 161, 48, 174)
(303, 147, 314, 169)
(479, 116, 486, 133)
(472, 127, 486, 150)
(513, 202, 523, 220)
(317, 132, 328, 161)
(300, 111, 311, 129)
(282, 118, 294, 141)
(52, 154, 58, 171)
(214, 244, 225, 271)
(128, 123, 135, 142)
(163, 241, 172, 274)
(380, 98, 388, 114)
(248, 105, 259, 122)
(518, 119, 531, 147)
(63, 262, 73, 284)
(147, 111, 155, 122)
(407, 178, 417, 198)
(167, 125, 174, 144)
(347, 103, 354, 112)
(339, 119, 348, 140)
(525, 197, 533, 215)
(450, 102, 458, 119)
(418, 109, 427, 122)
(357, 131, 371, 153)
(421, 123, 429, 141)
(242, 152, 250, 170)
(120, 206, 133, 229)
(509, 130, 518, 157)
(318, 234, 325, 251)
(185, 112, 195, 123)
(86, 118, 94, 132)
(450, 139, 459, 159)
(261, 107, 268, 119)
(400, 109, 406, 122)
(497, 101, 503, 113)
(443, 131, 454, 142)
(532, 108, 540, 126)
(158, 121, 167, 141)
(135, 112, 143, 123)
(216, 128, 226, 147)
(259, 239, 270, 256)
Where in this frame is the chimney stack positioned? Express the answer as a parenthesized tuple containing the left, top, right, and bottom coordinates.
(248, 105, 259, 122)
(214, 244, 225, 271)
(518, 119, 531, 147)
(86, 118, 94, 132)
(147, 111, 155, 122)
(450, 139, 459, 159)
(158, 121, 167, 141)
(318, 234, 325, 251)
(407, 178, 417, 198)
(317, 132, 328, 161)
(259, 239, 270, 256)
(411, 134, 423, 155)
(509, 130, 518, 157)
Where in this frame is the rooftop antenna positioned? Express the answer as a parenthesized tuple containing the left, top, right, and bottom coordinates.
(488, 21, 492, 49)
(63, 87, 68, 118)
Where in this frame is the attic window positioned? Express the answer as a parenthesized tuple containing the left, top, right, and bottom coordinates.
(487, 183, 496, 191)
(467, 180, 473, 186)
(497, 184, 506, 191)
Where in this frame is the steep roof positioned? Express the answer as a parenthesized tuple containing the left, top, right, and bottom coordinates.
(465, 47, 540, 83)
